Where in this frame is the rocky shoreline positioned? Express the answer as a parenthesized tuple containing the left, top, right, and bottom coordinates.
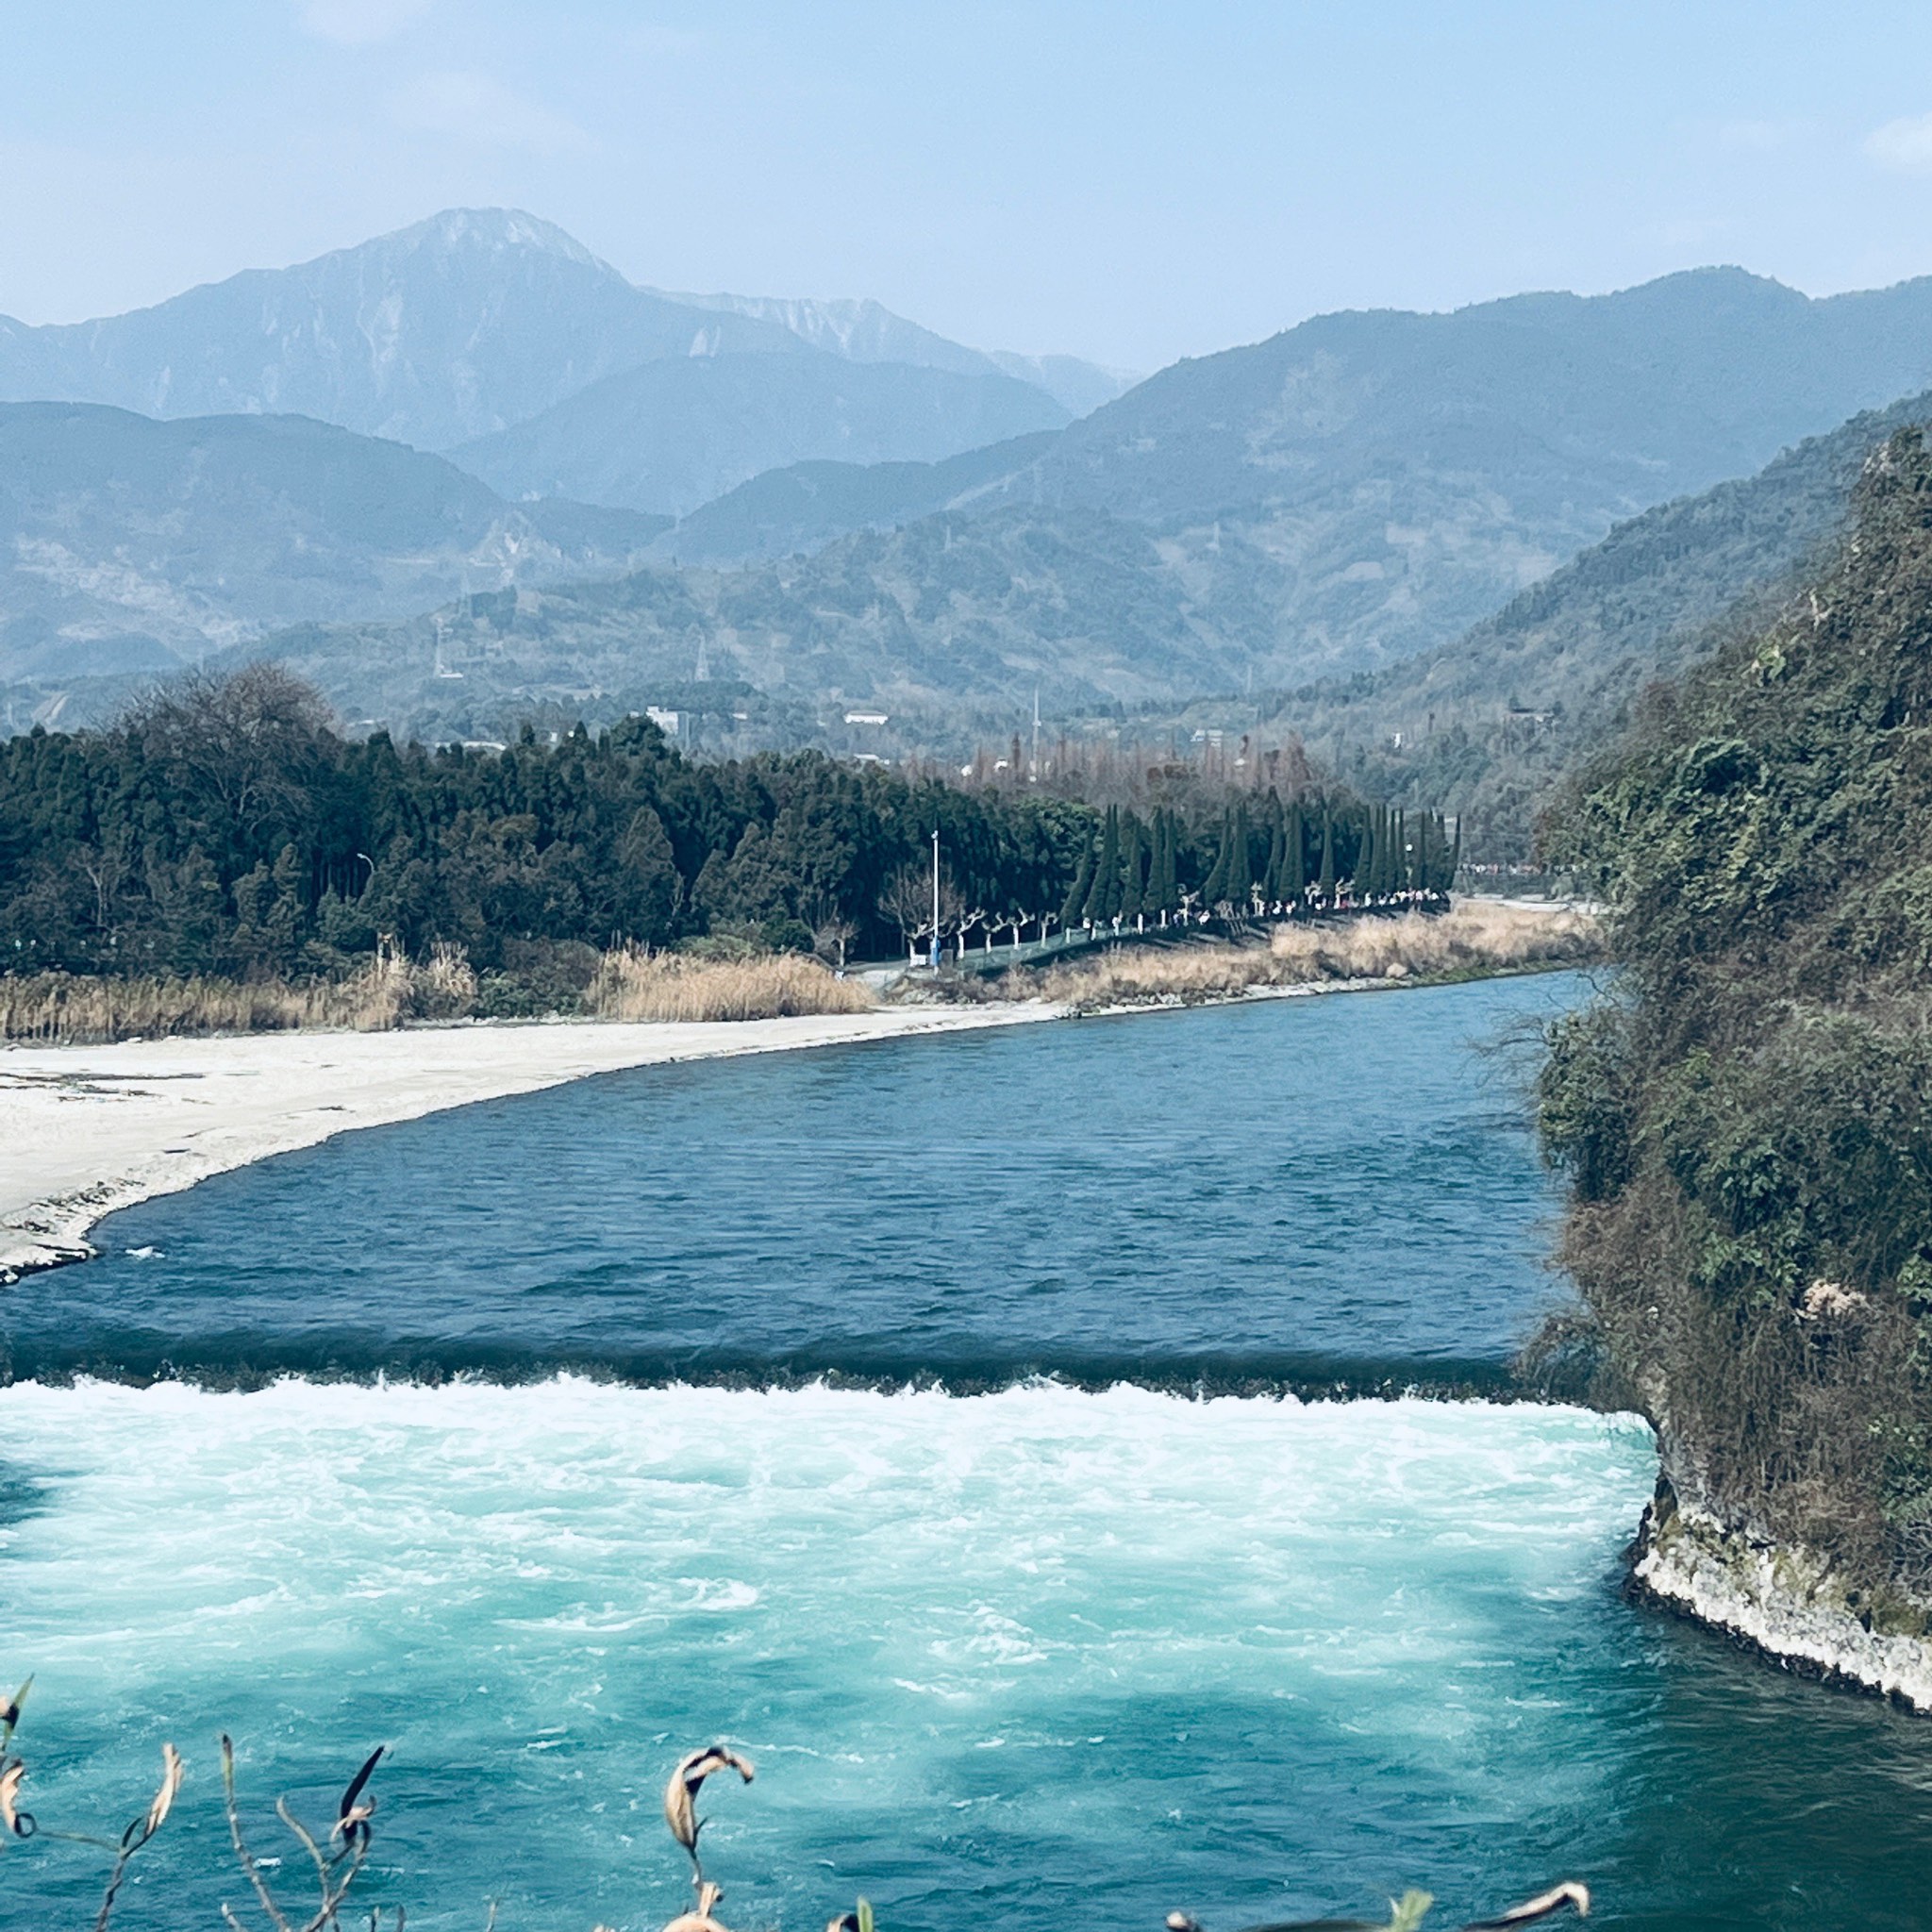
(1629, 1476, 1932, 1711)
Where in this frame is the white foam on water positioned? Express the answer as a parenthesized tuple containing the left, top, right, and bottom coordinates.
(0, 1377, 1656, 1930)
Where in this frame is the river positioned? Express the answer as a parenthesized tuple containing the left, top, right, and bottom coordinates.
(4, 976, 1932, 1930)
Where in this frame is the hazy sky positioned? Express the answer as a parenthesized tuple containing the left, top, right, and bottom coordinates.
(8, 1, 1932, 371)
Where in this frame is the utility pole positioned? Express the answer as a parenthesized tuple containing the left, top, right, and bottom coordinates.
(930, 826, 941, 971)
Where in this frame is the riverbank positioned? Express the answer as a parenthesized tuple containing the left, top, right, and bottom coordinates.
(1012, 900, 1600, 1010)
(0, 1003, 1058, 1284)
(0, 908, 1596, 1288)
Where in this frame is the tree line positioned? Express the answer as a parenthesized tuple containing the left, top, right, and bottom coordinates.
(1055, 796, 1457, 935)
(0, 666, 1455, 986)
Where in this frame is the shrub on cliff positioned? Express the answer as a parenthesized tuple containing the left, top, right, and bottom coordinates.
(1540, 427, 1932, 1587)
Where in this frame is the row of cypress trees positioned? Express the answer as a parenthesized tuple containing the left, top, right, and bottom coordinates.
(1058, 794, 1459, 930)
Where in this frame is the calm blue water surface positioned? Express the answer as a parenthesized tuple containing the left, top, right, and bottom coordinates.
(4, 975, 1932, 1932)
(3, 978, 1574, 1391)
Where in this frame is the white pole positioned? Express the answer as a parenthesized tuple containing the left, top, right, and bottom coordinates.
(930, 826, 941, 967)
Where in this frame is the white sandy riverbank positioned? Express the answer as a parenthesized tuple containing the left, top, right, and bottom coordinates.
(0, 1004, 1060, 1283)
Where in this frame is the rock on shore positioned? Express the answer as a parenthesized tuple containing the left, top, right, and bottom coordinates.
(1631, 1478, 1932, 1710)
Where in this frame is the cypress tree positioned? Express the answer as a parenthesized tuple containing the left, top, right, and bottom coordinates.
(1119, 812, 1145, 924)
(1233, 802, 1254, 908)
(1317, 809, 1336, 899)
(1359, 814, 1378, 900)
(1159, 809, 1180, 914)
(1203, 807, 1234, 907)
(1448, 814, 1462, 891)
(1264, 802, 1286, 904)
(1088, 804, 1122, 924)
(1060, 840, 1095, 927)
(1414, 811, 1432, 897)
(1286, 803, 1306, 899)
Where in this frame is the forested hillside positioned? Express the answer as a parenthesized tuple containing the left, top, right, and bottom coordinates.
(202, 502, 1275, 741)
(25, 249, 1932, 741)
(0, 403, 666, 687)
(0, 666, 1441, 990)
(655, 431, 1060, 565)
(1538, 425, 1932, 1595)
(448, 354, 1066, 516)
(1275, 390, 1932, 858)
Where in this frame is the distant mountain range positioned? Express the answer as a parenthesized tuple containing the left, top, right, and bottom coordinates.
(447, 353, 1066, 516)
(0, 402, 664, 683)
(655, 432, 1061, 565)
(1267, 389, 1932, 857)
(670, 291, 1136, 416)
(15, 218, 1932, 787)
(0, 208, 1115, 510)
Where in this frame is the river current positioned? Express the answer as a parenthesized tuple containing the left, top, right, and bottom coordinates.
(6, 977, 1932, 1930)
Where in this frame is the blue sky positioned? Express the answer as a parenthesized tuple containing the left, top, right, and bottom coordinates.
(8, 1, 1932, 370)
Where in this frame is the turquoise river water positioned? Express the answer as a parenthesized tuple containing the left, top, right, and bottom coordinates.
(5, 977, 1932, 1931)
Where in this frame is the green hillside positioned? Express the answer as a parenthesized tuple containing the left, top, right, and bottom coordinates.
(1274, 391, 1932, 858)
(1538, 425, 1932, 1599)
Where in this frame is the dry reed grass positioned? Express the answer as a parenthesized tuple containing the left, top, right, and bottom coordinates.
(0, 953, 421, 1045)
(1024, 902, 1601, 1011)
(0, 941, 876, 1045)
(588, 947, 876, 1024)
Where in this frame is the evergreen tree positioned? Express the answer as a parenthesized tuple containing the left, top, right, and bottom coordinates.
(1414, 811, 1432, 897)
(1359, 814, 1379, 900)
(1286, 803, 1306, 899)
(1264, 801, 1286, 904)
(1447, 814, 1462, 892)
(1203, 807, 1234, 907)
(1158, 808, 1180, 914)
(1233, 802, 1254, 908)
(1059, 840, 1095, 927)
(1119, 811, 1145, 924)
(1317, 809, 1336, 899)
(1087, 804, 1122, 924)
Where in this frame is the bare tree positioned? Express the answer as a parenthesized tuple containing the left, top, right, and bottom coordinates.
(878, 864, 963, 956)
(119, 664, 337, 842)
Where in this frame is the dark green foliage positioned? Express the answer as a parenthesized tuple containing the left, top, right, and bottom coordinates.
(1283, 390, 1932, 863)
(1318, 812, 1336, 897)
(1285, 804, 1307, 898)
(1201, 808, 1235, 908)
(1058, 840, 1096, 928)
(1118, 812, 1146, 924)
(1086, 805, 1122, 924)
(0, 665, 1444, 982)
(0, 666, 1099, 977)
(1541, 427, 1932, 1585)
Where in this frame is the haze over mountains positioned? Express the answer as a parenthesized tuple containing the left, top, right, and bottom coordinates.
(10, 208, 1932, 799)
(0, 209, 1106, 505)
(0, 403, 664, 685)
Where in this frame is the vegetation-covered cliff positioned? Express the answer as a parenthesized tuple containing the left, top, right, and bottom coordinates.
(1540, 428, 1932, 1640)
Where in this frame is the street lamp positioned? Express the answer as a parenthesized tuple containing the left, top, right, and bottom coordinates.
(929, 827, 941, 970)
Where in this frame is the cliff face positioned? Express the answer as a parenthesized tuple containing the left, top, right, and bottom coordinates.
(1632, 1476, 1932, 1708)
(1541, 427, 1932, 1694)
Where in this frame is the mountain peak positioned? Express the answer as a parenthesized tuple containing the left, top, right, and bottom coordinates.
(358, 208, 621, 278)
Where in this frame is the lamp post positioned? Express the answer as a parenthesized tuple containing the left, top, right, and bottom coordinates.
(930, 826, 941, 971)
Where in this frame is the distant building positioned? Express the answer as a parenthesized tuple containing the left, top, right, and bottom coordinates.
(844, 708, 890, 726)
(644, 707, 680, 736)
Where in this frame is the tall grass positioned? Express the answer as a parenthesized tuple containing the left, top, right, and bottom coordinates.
(588, 946, 875, 1024)
(0, 955, 419, 1044)
(1023, 903, 1600, 1010)
(0, 944, 873, 1045)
